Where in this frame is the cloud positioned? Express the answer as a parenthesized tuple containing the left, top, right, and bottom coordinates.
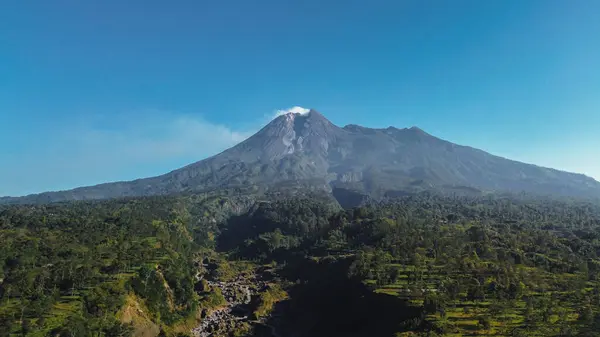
(272, 106, 310, 119)
(0, 112, 256, 196)
(73, 115, 252, 163)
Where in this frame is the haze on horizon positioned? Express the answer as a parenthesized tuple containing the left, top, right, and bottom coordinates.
(1, 0, 599, 197)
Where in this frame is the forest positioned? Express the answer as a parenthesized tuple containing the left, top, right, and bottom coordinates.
(2, 192, 600, 336)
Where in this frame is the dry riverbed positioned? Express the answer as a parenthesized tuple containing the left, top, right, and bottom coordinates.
(191, 264, 282, 337)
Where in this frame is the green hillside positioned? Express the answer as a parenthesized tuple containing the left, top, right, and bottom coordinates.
(1, 193, 600, 336)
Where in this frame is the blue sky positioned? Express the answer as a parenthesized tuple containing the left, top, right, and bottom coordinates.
(1, 0, 599, 196)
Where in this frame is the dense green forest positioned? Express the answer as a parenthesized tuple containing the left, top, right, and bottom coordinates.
(2, 193, 600, 336)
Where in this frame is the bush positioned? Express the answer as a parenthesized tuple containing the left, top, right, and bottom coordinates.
(252, 284, 288, 319)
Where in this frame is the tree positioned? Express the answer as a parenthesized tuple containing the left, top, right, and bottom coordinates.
(478, 316, 491, 331)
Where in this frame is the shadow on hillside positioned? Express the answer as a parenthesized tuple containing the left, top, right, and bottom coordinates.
(216, 213, 259, 252)
(261, 256, 425, 337)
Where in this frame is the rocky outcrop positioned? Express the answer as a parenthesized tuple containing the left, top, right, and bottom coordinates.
(192, 272, 276, 337)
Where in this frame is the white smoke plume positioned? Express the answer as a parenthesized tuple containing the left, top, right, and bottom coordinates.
(273, 106, 310, 119)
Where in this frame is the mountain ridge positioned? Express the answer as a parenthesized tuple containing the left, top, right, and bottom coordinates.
(2, 109, 599, 204)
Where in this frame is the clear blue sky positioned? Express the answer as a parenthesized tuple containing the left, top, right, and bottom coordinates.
(1, 0, 599, 196)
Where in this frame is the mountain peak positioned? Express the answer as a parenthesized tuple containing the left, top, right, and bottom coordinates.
(228, 107, 341, 163)
(279, 107, 326, 119)
(4, 108, 600, 204)
(270, 108, 335, 131)
(408, 126, 430, 136)
(275, 106, 311, 117)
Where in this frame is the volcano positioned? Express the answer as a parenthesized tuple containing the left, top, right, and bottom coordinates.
(2, 109, 599, 204)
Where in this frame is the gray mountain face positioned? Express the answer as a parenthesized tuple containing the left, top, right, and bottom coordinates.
(2, 110, 599, 204)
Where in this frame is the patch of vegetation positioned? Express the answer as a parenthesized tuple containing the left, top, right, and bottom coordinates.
(3, 193, 600, 336)
(252, 284, 288, 319)
(198, 286, 226, 310)
(0, 196, 203, 336)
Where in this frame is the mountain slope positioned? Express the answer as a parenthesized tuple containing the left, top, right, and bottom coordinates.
(2, 109, 599, 204)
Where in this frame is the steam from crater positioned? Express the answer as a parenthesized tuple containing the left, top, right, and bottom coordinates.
(273, 106, 310, 119)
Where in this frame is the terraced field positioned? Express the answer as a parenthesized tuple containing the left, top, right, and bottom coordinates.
(369, 260, 590, 336)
